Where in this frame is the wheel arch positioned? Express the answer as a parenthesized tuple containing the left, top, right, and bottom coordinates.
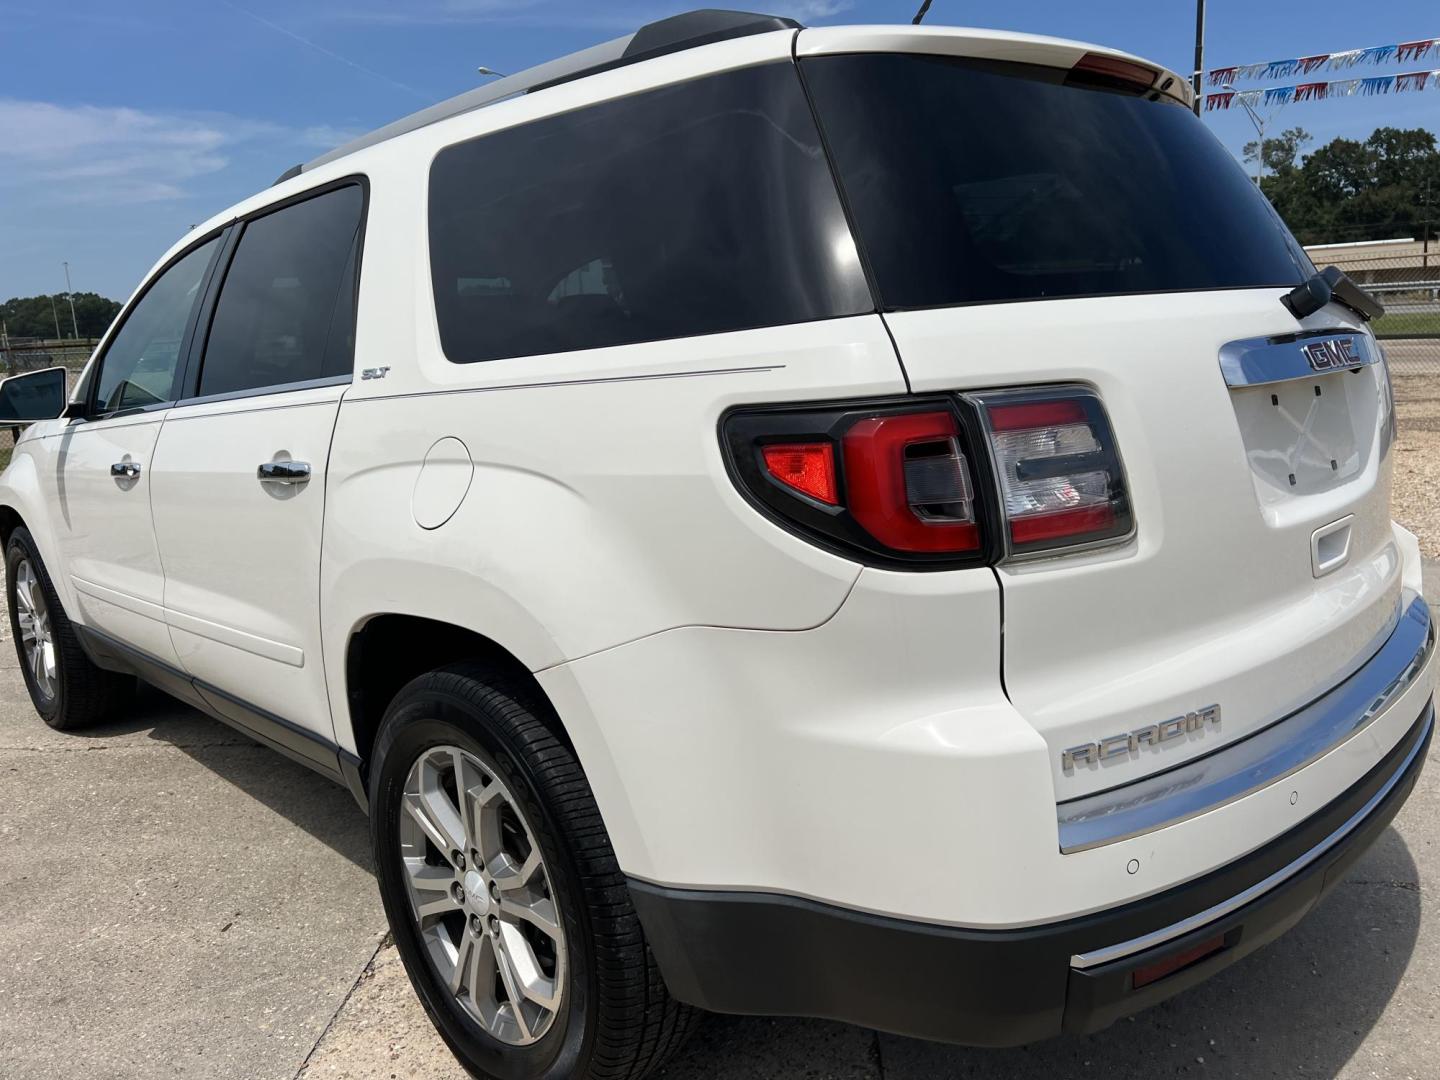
(342, 613, 575, 791)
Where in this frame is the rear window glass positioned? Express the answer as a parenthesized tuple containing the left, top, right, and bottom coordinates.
(801, 54, 1309, 310)
(428, 62, 871, 364)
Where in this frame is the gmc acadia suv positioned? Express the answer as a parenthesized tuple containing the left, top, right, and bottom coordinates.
(0, 11, 1432, 1080)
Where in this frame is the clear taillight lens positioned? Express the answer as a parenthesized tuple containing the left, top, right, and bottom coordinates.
(969, 387, 1133, 558)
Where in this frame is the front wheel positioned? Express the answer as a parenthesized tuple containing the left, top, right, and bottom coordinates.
(369, 663, 696, 1080)
(5, 526, 133, 730)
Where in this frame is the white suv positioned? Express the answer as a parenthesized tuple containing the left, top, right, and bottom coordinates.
(1, 11, 1433, 1079)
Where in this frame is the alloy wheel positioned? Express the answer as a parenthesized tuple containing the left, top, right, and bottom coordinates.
(399, 744, 566, 1046)
(14, 559, 56, 701)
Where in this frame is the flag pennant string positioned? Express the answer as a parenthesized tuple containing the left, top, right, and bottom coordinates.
(1204, 70, 1440, 110)
(1208, 38, 1436, 85)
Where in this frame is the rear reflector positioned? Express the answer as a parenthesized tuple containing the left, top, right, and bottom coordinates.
(1130, 935, 1226, 989)
(761, 442, 839, 505)
(969, 385, 1133, 559)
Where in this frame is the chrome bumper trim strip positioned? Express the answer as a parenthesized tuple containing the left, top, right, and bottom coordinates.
(1058, 592, 1433, 855)
(1070, 704, 1432, 971)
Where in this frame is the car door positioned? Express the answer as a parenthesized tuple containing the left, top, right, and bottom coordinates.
(149, 182, 365, 759)
(51, 233, 225, 667)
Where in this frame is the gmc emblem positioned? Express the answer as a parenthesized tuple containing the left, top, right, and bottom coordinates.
(1301, 337, 1361, 373)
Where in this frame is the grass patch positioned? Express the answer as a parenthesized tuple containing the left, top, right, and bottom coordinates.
(1374, 311, 1440, 338)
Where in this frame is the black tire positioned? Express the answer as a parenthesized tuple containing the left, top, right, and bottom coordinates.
(370, 663, 697, 1080)
(5, 526, 134, 730)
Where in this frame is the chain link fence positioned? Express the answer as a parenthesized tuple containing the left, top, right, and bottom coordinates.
(0, 338, 97, 376)
(1307, 242, 1440, 383)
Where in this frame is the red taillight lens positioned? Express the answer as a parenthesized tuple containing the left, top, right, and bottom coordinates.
(970, 386, 1133, 558)
(842, 411, 979, 553)
(761, 442, 839, 506)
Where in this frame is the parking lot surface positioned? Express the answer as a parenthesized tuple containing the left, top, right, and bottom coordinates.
(2, 559, 1437, 1080)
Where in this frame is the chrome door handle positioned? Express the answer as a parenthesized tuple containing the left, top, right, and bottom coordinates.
(257, 460, 311, 485)
(110, 461, 142, 479)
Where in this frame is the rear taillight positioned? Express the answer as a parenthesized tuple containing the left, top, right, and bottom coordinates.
(722, 385, 1131, 569)
(968, 386, 1133, 559)
(724, 400, 989, 569)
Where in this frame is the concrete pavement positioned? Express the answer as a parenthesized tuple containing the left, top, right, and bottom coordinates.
(2, 565, 1438, 1078)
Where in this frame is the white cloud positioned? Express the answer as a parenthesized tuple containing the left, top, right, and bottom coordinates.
(0, 99, 336, 206)
(770, 1, 854, 18)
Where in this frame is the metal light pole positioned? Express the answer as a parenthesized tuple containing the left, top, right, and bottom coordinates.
(1192, 0, 1206, 116)
(62, 261, 79, 339)
(476, 66, 507, 79)
(1224, 83, 1267, 187)
(48, 295, 62, 340)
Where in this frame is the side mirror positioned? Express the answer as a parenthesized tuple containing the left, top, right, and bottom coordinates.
(0, 367, 68, 423)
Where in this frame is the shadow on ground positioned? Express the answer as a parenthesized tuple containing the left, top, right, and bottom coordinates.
(129, 682, 374, 872)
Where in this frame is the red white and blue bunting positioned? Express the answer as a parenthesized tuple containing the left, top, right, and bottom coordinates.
(1205, 70, 1440, 111)
(1207, 38, 1439, 87)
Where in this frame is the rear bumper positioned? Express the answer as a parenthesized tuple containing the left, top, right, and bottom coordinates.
(631, 703, 1432, 1046)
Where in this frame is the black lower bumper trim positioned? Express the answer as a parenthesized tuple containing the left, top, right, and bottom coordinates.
(630, 703, 1431, 1047)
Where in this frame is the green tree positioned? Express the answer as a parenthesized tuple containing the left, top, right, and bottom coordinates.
(1243, 127, 1312, 173)
(1263, 126, 1440, 245)
(0, 292, 121, 340)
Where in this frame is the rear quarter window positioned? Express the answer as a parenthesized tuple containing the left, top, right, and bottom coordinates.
(428, 62, 872, 364)
(801, 53, 1309, 310)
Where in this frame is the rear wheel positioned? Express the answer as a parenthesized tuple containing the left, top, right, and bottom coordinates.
(5, 526, 133, 730)
(369, 663, 697, 1080)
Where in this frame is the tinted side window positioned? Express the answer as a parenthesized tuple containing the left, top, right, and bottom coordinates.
(94, 237, 218, 413)
(198, 184, 364, 397)
(429, 62, 871, 364)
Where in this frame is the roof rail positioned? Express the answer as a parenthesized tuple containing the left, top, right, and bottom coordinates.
(296, 9, 798, 176)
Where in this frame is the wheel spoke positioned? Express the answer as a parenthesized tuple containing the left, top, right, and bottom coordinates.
(39, 642, 56, 691)
(494, 849, 543, 893)
(498, 922, 559, 1010)
(403, 777, 465, 861)
(450, 931, 474, 995)
(500, 895, 562, 943)
(493, 935, 533, 1041)
(406, 860, 461, 921)
(472, 779, 507, 865)
(452, 749, 479, 850)
(14, 563, 35, 617)
(468, 932, 498, 1007)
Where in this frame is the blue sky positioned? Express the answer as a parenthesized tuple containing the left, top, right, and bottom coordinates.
(2, 0, 1437, 301)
